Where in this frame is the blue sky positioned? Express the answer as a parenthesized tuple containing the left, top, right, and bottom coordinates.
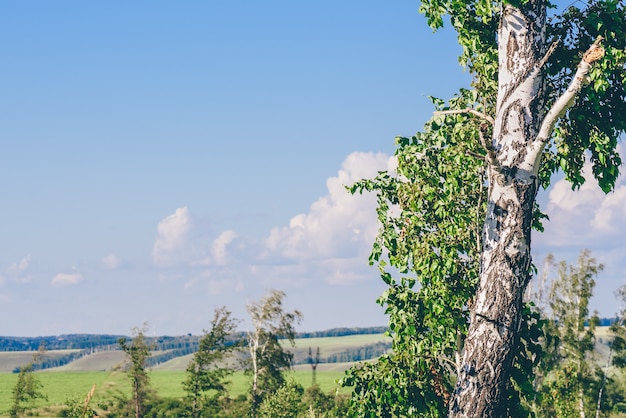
(1, 1, 624, 337)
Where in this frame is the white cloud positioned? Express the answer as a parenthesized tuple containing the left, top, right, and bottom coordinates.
(211, 231, 239, 266)
(260, 152, 390, 284)
(152, 207, 196, 267)
(51, 271, 83, 286)
(591, 185, 626, 232)
(541, 163, 626, 248)
(534, 160, 626, 316)
(152, 206, 245, 268)
(149, 153, 391, 290)
(101, 254, 121, 270)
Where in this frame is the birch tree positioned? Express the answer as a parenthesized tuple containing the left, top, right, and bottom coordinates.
(245, 289, 302, 416)
(347, 0, 625, 416)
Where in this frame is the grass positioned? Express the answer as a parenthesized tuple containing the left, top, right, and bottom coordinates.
(0, 368, 349, 416)
(0, 371, 128, 417)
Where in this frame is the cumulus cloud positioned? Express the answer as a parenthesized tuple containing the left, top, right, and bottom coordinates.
(259, 152, 391, 284)
(51, 271, 83, 286)
(151, 153, 392, 289)
(101, 254, 121, 270)
(152, 207, 196, 267)
(591, 185, 626, 232)
(540, 163, 626, 248)
(152, 207, 243, 268)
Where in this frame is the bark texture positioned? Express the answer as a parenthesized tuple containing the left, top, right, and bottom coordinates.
(449, 2, 547, 416)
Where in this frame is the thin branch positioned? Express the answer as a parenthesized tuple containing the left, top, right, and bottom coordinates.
(534, 36, 605, 147)
(538, 40, 560, 69)
(434, 108, 495, 125)
(479, 124, 501, 170)
(465, 150, 484, 160)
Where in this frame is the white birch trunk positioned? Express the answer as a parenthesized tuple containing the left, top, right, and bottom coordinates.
(449, 2, 547, 416)
(249, 330, 259, 401)
(449, 0, 605, 415)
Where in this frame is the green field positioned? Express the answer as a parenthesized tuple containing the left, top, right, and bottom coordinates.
(0, 369, 348, 417)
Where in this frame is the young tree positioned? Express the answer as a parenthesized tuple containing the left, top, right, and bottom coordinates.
(257, 379, 304, 418)
(348, 0, 624, 416)
(118, 324, 153, 418)
(537, 250, 604, 417)
(61, 384, 97, 418)
(9, 347, 48, 418)
(183, 306, 240, 417)
(245, 289, 303, 415)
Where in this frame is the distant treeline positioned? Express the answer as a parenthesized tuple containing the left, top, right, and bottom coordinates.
(316, 341, 392, 364)
(0, 334, 124, 351)
(0, 326, 388, 352)
(296, 326, 388, 339)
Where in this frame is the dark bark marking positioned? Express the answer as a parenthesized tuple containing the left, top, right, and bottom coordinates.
(507, 32, 519, 72)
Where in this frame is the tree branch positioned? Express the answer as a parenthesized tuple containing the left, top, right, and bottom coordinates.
(534, 36, 605, 146)
(434, 108, 495, 125)
(479, 124, 501, 170)
(538, 40, 559, 69)
(465, 150, 485, 160)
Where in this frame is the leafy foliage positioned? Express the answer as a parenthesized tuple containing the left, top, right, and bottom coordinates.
(542, 0, 626, 192)
(342, 88, 487, 416)
(258, 379, 304, 418)
(59, 385, 97, 418)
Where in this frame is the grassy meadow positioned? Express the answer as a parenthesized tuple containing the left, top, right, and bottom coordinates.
(0, 369, 349, 416)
